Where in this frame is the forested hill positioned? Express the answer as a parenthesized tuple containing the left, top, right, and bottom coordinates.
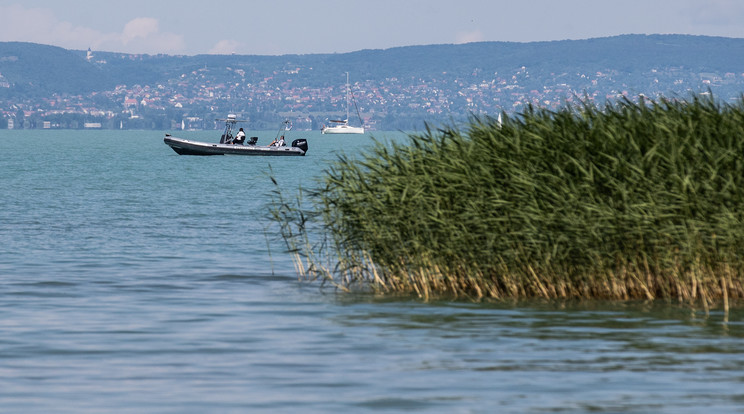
(344, 34, 744, 79)
(0, 42, 115, 96)
(3, 34, 744, 97)
(3, 34, 744, 130)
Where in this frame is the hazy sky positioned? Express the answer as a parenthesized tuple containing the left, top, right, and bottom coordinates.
(2, 0, 744, 55)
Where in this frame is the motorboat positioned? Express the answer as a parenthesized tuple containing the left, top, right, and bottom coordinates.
(164, 115, 308, 156)
(321, 72, 365, 134)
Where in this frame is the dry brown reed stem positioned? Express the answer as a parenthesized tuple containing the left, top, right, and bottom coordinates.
(722, 275, 729, 314)
(353, 261, 742, 307)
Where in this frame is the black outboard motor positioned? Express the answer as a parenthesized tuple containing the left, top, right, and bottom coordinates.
(247, 136, 258, 146)
(291, 139, 308, 153)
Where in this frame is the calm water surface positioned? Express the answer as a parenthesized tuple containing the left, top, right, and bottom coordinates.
(1, 130, 743, 413)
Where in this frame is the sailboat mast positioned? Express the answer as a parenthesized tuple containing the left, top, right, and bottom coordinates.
(345, 72, 350, 122)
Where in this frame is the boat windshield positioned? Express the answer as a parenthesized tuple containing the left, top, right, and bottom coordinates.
(216, 114, 248, 144)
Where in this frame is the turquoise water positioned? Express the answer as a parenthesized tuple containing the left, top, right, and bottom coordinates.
(1, 129, 743, 413)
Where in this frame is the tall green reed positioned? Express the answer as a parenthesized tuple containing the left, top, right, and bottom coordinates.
(271, 95, 744, 305)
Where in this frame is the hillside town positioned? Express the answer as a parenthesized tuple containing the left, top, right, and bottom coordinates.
(2, 51, 744, 131)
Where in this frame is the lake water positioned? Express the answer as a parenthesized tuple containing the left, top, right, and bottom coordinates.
(1, 129, 743, 413)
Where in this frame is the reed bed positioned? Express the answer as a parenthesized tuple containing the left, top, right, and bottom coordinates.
(271, 95, 744, 305)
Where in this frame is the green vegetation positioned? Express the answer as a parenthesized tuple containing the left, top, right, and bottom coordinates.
(273, 95, 744, 307)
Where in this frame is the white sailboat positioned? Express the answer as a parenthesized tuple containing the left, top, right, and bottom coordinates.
(321, 72, 365, 134)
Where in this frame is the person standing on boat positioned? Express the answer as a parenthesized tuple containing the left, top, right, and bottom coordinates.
(234, 128, 246, 145)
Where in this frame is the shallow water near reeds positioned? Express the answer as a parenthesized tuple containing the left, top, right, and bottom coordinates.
(1, 129, 743, 413)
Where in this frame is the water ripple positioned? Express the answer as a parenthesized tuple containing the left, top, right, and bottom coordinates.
(1, 131, 743, 413)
